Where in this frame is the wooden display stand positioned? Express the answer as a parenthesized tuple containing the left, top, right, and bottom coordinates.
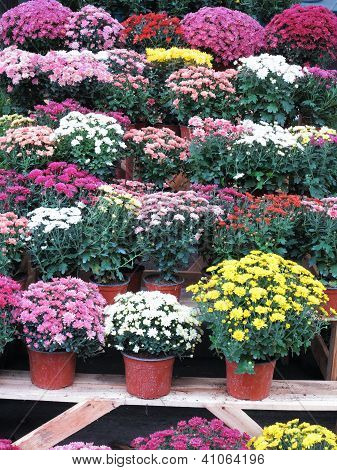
(0, 370, 336, 450)
(312, 318, 337, 381)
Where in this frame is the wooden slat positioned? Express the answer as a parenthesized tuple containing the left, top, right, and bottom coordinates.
(206, 405, 262, 437)
(1, 371, 337, 411)
(327, 322, 337, 381)
(14, 400, 120, 450)
(311, 335, 329, 379)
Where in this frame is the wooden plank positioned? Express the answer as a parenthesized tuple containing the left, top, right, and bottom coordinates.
(14, 400, 120, 450)
(206, 405, 262, 437)
(1, 371, 337, 411)
(327, 322, 337, 381)
(312, 335, 329, 379)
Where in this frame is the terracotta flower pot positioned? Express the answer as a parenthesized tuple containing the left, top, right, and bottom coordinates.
(226, 359, 276, 401)
(123, 353, 175, 399)
(323, 288, 337, 317)
(124, 156, 136, 181)
(154, 124, 181, 135)
(96, 279, 129, 305)
(126, 265, 145, 294)
(28, 349, 76, 390)
(144, 274, 184, 300)
(180, 125, 192, 140)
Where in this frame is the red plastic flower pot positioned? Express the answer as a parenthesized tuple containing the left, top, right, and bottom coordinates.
(180, 125, 192, 140)
(226, 359, 276, 401)
(323, 288, 337, 317)
(96, 279, 129, 305)
(144, 274, 184, 300)
(123, 353, 175, 399)
(28, 349, 76, 390)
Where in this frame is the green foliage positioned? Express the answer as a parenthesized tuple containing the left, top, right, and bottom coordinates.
(296, 74, 337, 129)
(290, 143, 337, 198)
(78, 193, 141, 284)
(302, 206, 337, 287)
(236, 63, 299, 126)
(0, 317, 15, 357)
(188, 134, 296, 193)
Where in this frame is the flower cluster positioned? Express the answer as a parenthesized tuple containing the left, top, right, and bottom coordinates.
(146, 47, 213, 68)
(98, 185, 142, 213)
(249, 419, 337, 450)
(236, 120, 301, 150)
(238, 54, 303, 84)
(65, 5, 123, 52)
(31, 99, 130, 129)
(188, 116, 246, 142)
(0, 0, 71, 52)
(136, 191, 222, 281)
(27, 162, 102, 207)
(0, 46, 40, 90)
(0, 125, 55, 173)
(291, 125, 337, 147)
(132, 417, 250, 450)
(187, 251, 328, 373)
(28, 206, 82, 234)
(264, 4, 337, 66)
(105, 291, 202, 357)
(181, 7, 264, 66)
(0, 212, 29, 277)
(165, 66, 237, 123)
(108, 179, 155, 197)
(52, 442, 111, 450)
(124, 126, 189, 187)
(120, 12, 184, 50)
(27, 205, 83, 279)
(0, 114, 35, 136)
(236, 54, 304, 125)
(53, 111, 126, 178)
(96, 48, 148, 75)
(40, 49, 112, 87)
(14, 277, 106, 357)
(0, 439, 19, 450)
(0, 276, 21, 355)
(305, 67, 337, 83)
(0, 170, 30, 213)
(211, 193, 304, 264)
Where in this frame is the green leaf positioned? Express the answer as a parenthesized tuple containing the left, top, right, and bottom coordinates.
(235, 359, 255, 375)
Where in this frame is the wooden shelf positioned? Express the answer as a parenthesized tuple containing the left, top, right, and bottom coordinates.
(1, 371, 336, 449)
(1, 370, 337, 410)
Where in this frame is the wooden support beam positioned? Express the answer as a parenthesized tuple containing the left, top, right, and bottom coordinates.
(327, 321, 337, 381)
(14, 400, 120, 450)
(311, 335, 329, 379)
(206, 405, 262, 437)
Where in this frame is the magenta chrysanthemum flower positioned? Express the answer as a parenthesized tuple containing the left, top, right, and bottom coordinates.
(181, 7, 264, 66)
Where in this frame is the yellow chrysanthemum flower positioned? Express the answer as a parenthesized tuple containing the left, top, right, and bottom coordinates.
(146, 47, 213, 68)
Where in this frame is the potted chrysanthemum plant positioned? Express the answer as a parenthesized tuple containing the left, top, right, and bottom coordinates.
(13, 277, 106, 390)
(79, 186, 142, 304)
(187, 251, 328, 400)
(136, 191, 222, 299)
(105, 291, 202, 399)
(0, 276, 21, 358)
(302, 197, 337, 317)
